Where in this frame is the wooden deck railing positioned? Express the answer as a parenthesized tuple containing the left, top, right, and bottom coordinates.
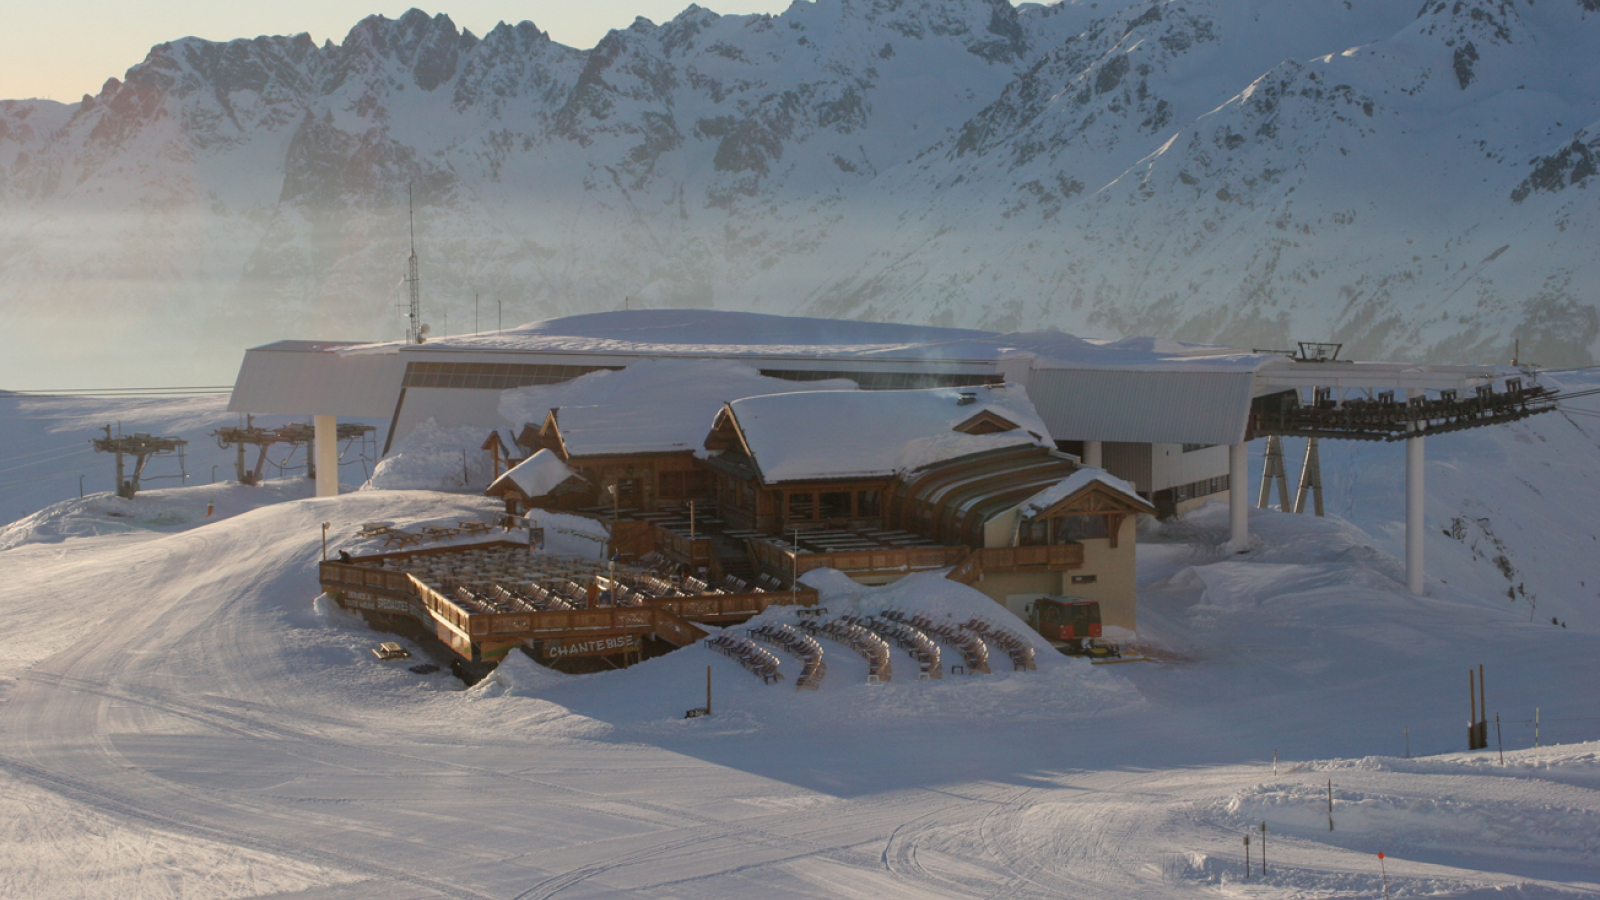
(946, 543, 1085, 585)
(749, 540, 966, 580)
(320, 559, 813, 648)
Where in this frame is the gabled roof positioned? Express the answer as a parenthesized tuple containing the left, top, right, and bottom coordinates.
(480, 428, 521, 454)
(486, 449, 588, 499)
(1017, 468, 1153, 518)
(499, 358, 854, 459)
(717, 385, 1053, 484)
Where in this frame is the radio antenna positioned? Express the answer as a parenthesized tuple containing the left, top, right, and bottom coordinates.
(406, 183, 422, 344)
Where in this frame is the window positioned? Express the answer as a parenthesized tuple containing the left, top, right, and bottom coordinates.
(1055, 515, 1108, 542)
(857, 490, 880, 517)
(787, 492, 814, 522)
(1071, 574, 1098, 585)
(1018, 518, 1047, 546)
(820, 491, 851, 519)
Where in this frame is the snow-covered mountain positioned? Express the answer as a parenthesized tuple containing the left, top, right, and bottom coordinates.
(2, 0, 1597, 387)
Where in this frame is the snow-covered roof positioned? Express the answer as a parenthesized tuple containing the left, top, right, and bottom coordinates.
(482, 428, 521, 453)
(499, 358, 854, 458)
(228, 340, 403, 418)
(409, 309, 1278, 373)
(1017, 468, 1152, 518)
(488, 449, 586, 498)
(725, 385, 1053, 483)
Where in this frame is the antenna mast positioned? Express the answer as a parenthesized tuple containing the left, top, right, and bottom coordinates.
(406, 184, 422, 344)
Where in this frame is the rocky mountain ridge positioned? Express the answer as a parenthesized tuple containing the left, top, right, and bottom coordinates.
(1, 0, 1596, 387)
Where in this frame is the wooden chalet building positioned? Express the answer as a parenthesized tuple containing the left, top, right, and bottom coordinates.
(696, 385, 1153, 627)
(485, 448, 591, 513)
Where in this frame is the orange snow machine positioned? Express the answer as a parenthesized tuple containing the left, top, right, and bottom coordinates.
(1024, 597, 1120, 658)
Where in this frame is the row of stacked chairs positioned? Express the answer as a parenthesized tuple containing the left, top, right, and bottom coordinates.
(706, 633, 782, 683)
(637, 575, 687, 598)
(843, 613, 941, 679)
(883, 609, 990, 675)
(452, 586, 508, 615)
(636, 550, 669, 571)
(718, 574, 752, 593)
(508, 583, 574, 611)
(683, 576, 723, 594)
(964, 617, 1037, 671)
(748, 624, 826, 690)
(754, 573, 787, 592)
(796, 618, 892, 683)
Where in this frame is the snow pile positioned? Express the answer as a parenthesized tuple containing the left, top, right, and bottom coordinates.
(0, 478, 313, 551)
(363, 418, 492, 492)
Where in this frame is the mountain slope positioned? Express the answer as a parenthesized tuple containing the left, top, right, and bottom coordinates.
(2, 0, 1597, 388)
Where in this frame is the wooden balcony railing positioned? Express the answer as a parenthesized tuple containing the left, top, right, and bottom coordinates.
(946, 543, 1085, 585)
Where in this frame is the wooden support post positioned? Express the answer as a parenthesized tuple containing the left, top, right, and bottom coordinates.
(1469, 668, 1479, 749)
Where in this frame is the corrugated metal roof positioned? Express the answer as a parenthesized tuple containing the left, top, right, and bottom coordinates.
(1025, 369, 1258, 445)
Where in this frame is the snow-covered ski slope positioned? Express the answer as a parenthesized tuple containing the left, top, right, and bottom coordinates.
(0, 378, 1597, 898)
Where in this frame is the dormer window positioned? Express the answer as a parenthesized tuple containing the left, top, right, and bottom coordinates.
(953, 409, 1021, 435)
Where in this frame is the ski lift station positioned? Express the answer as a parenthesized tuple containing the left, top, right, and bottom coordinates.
(230, 310, 1553, 664)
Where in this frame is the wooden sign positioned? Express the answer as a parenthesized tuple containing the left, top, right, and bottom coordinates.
(540, 633, 640, 660)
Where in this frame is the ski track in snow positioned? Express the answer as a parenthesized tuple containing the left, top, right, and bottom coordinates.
(1, 397, 1599, 897)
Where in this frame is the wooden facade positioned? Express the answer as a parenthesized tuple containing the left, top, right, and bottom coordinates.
(495, 388, 1156, 629)
(518, 413, 714, 513)
(319, 541, 819, 666)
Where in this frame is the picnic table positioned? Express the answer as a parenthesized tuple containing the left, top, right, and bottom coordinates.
(456, 520, 493, 536)
(379, 528, 423, 549)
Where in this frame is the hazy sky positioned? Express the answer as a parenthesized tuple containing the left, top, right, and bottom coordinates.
(2, 1, 794, 102)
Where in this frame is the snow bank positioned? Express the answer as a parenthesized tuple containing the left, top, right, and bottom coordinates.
(363, 418, 493, 492)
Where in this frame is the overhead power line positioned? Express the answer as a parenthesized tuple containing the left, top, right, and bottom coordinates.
(2, 386, 233, 398)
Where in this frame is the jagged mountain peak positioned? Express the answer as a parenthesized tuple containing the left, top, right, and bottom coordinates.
(0, 0, 1597, 388)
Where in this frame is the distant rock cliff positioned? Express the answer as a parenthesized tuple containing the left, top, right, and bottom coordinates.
(1, 0, 1597, 384)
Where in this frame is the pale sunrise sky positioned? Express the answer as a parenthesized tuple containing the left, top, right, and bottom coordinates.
(1, 1, 795, 102)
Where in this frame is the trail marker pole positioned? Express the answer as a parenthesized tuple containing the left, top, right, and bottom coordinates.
(1327, 779, 1334, 831)
(1243, 833, 1251, 878)
(1260, 821, 1267, 874)
(1378, 852, 1390, 898)
(1496, 713, 1504, 765)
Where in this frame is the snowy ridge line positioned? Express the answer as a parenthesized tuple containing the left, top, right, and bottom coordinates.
(796, 617, 893, 683)
(883, 608, 990, 675)
(0, 751, 496, 900)
(705, 632, 782, 684)
(842, 613, 941, 680)
(748, 623, 826, 691)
